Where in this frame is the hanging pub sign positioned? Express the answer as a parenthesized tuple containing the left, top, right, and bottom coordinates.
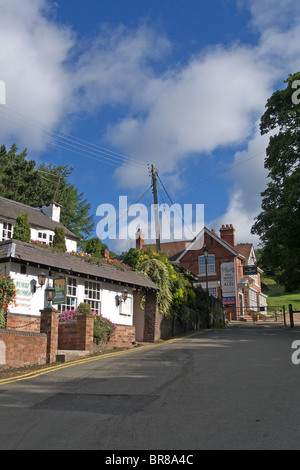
(52, 277, 66, 305)
(243, 266, 258, 276)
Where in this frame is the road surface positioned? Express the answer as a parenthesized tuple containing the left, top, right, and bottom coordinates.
(1, 323, 300, 450)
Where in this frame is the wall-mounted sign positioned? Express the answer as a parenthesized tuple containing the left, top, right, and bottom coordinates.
(243, 266, 258, 276)
(221, 262, 236, 307)
(53, 277, 66, 305)
(223, 297, 236, 306)
(14, 278, 32, 311)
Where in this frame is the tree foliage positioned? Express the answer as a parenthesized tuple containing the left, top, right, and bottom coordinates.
(0, 144, 94, 241)
(123, 247, 141, 270)
(84, 237, 108, 258)
(13, 213, 31, 243)
(251, 72, 300, 290)
(53, 227, 67, 252)
(137, 247, 198, 320)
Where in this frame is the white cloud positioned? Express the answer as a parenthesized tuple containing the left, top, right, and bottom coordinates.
(207, 125, 270, 246)
(0, 0, 299, 247)
(0, 0, 74, 149)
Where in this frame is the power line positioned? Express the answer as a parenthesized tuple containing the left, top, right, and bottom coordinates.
(177, 150, 266, 194)
(0, 105, 147, 171)
(156, 170, 196, 240)
(96, 185, 152, 240)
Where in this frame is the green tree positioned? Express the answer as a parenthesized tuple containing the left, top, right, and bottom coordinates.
(251, 72, 300, 290)
(138, 257, 173, 317)
(13, 213, 31, 243)
(0, 144, 94, 241)
(53, 227, 67, 252)
(84, 237, 108, 258)
(123, 247, 141, 270)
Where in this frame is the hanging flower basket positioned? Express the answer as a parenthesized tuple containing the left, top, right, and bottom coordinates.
(0, 274, 18, 329)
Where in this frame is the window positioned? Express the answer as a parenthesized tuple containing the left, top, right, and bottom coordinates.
(84, 281, 101, 314)
(198, 254, 215, 275)
(208, 286, 218, 298)
(200, 283, 218, 298)
(58, 278, 77, 312)
(37, 232, 48, 245)
(2, 222, 12, 240)
(249, 289, 257, 308)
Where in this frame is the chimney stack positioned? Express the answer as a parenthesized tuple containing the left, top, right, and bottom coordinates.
(101, 248, 110, 260)
(40, 202, 61, 223)
(136, 228, 145, 250)
(219, 224, 235, 247)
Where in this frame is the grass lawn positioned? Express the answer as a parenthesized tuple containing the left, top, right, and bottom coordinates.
(262, 275, 300, 310)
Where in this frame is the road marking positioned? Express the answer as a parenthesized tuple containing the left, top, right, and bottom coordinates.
(0, 332, 201, 385)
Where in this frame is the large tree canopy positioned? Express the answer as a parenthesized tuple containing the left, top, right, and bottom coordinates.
(0, 143, 94, 241)
(251, 72, 300, 291)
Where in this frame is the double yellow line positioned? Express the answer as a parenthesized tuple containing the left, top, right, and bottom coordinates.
(0, 333, 197, 386)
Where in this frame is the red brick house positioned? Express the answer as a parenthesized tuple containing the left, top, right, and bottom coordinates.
(137, 225, 267, 321)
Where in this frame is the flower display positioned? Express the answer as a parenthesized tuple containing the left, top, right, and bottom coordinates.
(0, 274, 18, 328)
(58, 308, 116, 344)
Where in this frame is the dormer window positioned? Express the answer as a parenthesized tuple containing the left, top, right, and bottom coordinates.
(2, 222, 12, 240)
(37, 232, 47, 245)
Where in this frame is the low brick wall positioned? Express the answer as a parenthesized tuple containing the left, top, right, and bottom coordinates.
(6, 313, 41, 333)
(58, 322, 77, 350)
(0, 329, 47, 370)
(104, 324, 136, 348)
(58, 315, 94, 352)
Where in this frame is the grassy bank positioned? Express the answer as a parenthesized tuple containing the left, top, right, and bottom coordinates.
(262, 275, 300, 310)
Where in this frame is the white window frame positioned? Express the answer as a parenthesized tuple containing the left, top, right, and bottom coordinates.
(198, 254, 216, 276)
(2, 221, 13, 241)
(84, 280, 101, 314)
(58, 277, 77, 312)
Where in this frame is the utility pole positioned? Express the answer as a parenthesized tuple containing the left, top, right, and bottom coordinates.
(151, 164, 160, 251)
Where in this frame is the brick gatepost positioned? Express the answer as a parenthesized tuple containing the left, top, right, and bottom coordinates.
(144, 290, 160, 342)
(76, 315, 94, 352)
(40, 308, 59, 364)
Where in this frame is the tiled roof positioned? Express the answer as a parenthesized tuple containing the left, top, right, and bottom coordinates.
(0, 239, 159, 291)
(0, 196, 79, 240)
(235, 243, 253, 259)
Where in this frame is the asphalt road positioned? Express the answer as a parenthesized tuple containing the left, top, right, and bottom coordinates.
(1, 323, 300, 450)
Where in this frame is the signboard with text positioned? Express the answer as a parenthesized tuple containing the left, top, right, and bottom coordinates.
(52, 277, 66, 305)
(243, 266, 258, 276)
(221, 262, 236, 307)
(14, 278, 32, 312)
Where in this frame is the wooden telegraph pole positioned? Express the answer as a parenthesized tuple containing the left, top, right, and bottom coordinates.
(151, 164, 160, 252)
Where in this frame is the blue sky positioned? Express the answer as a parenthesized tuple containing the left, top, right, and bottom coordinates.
(0, 0, 299, 253)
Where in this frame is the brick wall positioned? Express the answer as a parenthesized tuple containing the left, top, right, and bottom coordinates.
(6, 313, 41, 333)
(0, 329, 47, 370)
(105, 324, 136, 348)
(58, 322, 77, 350)
(58, 316, 95, 352)
(144, 290, 160, 342)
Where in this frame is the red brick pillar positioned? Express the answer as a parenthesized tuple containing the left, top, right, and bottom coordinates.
(40, 308, 59, 364)
(144, 290, 160, 342)
(76, 315, 94, 352)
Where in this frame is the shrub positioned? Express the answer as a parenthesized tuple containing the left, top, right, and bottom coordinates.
(92, 312, 116, 344)
(78, 302, 91, 315)
(53, 227, 66, 252)
(13, 213, 31, 243)
(58, 308, 116, 343)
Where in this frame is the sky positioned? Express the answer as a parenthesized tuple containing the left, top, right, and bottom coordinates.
(0, 0, 299, 253)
